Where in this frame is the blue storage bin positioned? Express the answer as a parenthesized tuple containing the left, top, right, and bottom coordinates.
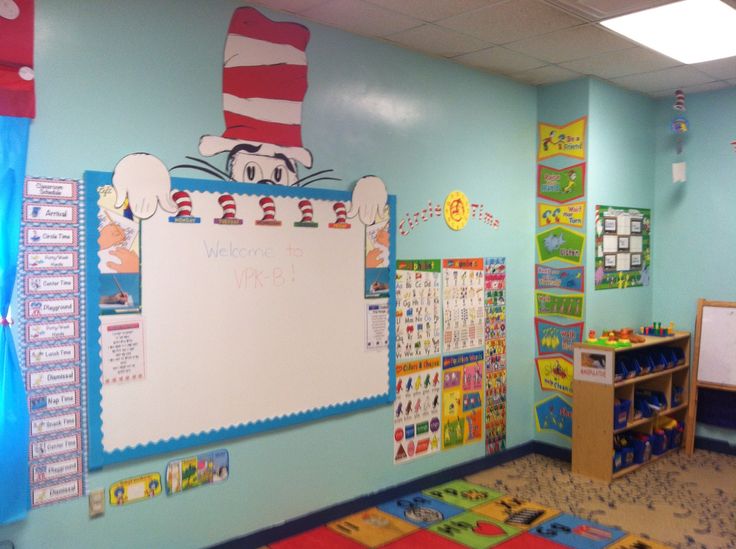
(651, 430, 667, 455)
(614, 358, 627, 382)
(631, 435, 651, 464)
(621, 447, 635, 468)
(613, 399, 631, 429)
(668, 422, 684, 449)
(671, 385, 684, 406)
(650, 350, 666, 371)
(638, 353, 654, 374)
(672, 347, 686, 365)
(627, 356, 641, 377)
(613, 449, 623, 472)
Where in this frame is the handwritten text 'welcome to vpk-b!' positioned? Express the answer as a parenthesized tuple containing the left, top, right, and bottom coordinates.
(202, 240, 303, 289)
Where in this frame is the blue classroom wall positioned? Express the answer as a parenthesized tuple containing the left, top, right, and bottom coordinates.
(652, 86, 736, 447)
(1, 1, 537, 547)
(586, 78, 655, 330)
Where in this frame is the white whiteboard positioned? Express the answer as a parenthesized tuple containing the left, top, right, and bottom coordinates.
(697, 305, 736, 386)
(87, 173, 394, 464)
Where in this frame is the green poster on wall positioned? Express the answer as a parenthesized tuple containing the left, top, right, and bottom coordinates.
(535, 291, 584, 320)
(537, 163, 585, 203)
(536, 227, 585, 265)
(594, 205, 651, 290)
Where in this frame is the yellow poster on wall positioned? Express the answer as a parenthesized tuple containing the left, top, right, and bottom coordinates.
(538, 117, 587, 161)
(442, 351, 484, 450)
(537, 201, 585, 229)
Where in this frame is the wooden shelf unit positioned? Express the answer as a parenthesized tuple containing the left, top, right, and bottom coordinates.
(571, 331, 691, 482)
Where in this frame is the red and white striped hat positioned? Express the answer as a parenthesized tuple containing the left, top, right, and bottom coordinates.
(199, 7, 312, 169)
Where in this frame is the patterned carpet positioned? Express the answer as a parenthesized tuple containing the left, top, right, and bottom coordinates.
(466, 450, 736, 549)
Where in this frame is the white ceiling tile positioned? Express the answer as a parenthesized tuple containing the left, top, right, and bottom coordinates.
(249, 0, 331, 14)
(610, 65, 716, 93)
(559, 46, 680, 79)
(438, 0, 585, 45)
(693, 56, 736, 80)
(505, 23, 633, 63)
(453, 46, 547, 73)
(511, 64, 583, 85)
(363, 0, 503, 22)
(385, 24, 488, 58)
(650, 80, 731, 98)
(300, 0, 424, 37)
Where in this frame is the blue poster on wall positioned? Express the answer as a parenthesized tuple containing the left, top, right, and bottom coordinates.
(534, 395, 572, 438)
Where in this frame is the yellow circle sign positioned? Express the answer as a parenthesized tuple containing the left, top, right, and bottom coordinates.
(444, 190, 470, 231)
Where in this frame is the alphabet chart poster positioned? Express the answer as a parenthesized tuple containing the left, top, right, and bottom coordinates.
(442, 258, 484, 353)
(594, 205, 651, 290)
(393, 357, 442, 463)
(85, 173, 396, 466)
(395, 259, 441, 361)
(442, 351, 484, 450)
(16, 177, 87, 508)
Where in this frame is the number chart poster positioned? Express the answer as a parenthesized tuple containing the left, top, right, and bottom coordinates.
(393, 357, 442, 463)
(442, 258, 484, 353)
(395, 260, 441, 361)
(595, 205, 651, 290)
(442, 351, 484, 450)
(17, 177, 87, 509)
(86, 173, 396, 466)
(484, 257, 507, 455)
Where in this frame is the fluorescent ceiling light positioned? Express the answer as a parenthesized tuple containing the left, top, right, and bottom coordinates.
(601, 0, 736, 64)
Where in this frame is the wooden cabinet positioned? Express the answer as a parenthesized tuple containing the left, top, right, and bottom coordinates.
(571, 331, 690, 482)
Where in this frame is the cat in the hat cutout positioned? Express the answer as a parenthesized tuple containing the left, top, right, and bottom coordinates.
(112, 7, 387, 226)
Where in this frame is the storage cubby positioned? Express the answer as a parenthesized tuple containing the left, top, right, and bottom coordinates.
(572, 332, 690, 482)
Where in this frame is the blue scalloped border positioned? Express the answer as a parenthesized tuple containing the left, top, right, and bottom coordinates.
(84, 171, 396, 469)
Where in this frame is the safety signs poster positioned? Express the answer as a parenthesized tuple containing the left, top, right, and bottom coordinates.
(393, 357, 442, 463)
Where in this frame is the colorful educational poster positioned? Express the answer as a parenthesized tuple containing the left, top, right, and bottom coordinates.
(484, 257, 506, 455)
(17, 177, 87, 509)
(537, 202, 585, 229)
(534, 319, 583, 358)
(530, 514, 626, 548)
(594, 205, 651, 290)
(165, 449, 229, 495)
(395, 260, 441, 361)
(536, 227, 585, 265)
(441, 352, 484, 450)
(109, 473, 162, 505)
(393, 357, 442, 464)
(535, 265, 584, 292)
(537, 117, 587, 161)
(474, 496, 560, 530)
(537, 163, 586, 203)
(534, 291, 584, 320)
(442, 258, 484, 353)
(535, 356, 573, 396)
(534, 395, 573, 438)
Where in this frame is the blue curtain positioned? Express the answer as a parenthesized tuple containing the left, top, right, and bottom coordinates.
(0, 115, 30, 524)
